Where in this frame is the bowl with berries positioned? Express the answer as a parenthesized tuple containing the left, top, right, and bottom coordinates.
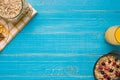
(94, 51, 120, 80)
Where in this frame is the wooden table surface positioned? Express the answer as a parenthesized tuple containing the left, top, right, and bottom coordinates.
(1, 0, 120, 80)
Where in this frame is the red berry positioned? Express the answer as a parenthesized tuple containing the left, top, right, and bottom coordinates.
(118, 72, 120, 77)
(104, 66, 110, 70)
(104, 74, 109, 78)
(115, 71, 120, 77)
(98, 65, 103, 70)
(112, 62, 116, 66)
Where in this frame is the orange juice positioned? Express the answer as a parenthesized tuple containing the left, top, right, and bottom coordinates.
(115, 27, 120, 43)
(105, 26, 120, 45)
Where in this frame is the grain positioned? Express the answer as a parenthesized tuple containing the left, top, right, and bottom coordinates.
(0, 0, 22, 19)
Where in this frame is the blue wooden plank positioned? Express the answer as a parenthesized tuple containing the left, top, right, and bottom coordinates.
(0, 77, 94, 80)
(24, 11, 120, 23)
(0, 54, 99, 79)
(1, 34, 118, 54)
(0, 62, 94, 76)
(0, 53, 101, 61)
(28, 0, 120, 10)
(19, 12, 120, 35)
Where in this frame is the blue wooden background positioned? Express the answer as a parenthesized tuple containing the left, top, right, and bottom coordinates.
(1, 0, 120, 80)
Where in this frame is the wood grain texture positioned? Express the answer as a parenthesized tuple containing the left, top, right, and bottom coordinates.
(1, 0, 120, 80)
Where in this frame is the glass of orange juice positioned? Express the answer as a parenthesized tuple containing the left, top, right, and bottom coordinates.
(105, 26, 120, 45)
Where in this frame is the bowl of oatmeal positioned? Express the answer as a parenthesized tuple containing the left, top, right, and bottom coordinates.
(0, 0, 29, 22)
(94, 51, 120, 80)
